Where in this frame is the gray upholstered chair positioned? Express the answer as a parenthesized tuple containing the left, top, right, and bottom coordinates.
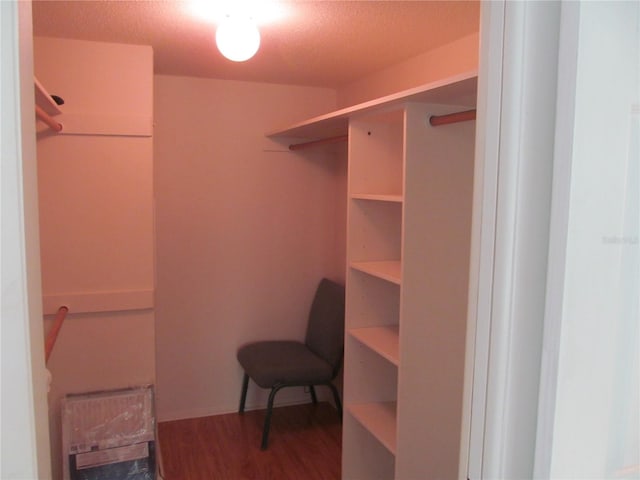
(237, 278, 345, 449)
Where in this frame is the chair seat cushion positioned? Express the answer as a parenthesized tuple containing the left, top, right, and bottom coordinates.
(237, 341, 334, 388)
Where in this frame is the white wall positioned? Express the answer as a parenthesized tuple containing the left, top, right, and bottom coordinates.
(1, 2, 51, 478)
(336, 33, 478, 108)
(153, 75, 345, 421)
(536, 2, 639, 477)
(33, 37, 155, 480)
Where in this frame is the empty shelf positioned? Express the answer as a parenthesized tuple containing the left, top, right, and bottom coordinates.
(350, 261, 401, 285)
(349, 326, 399, 366)
(351, 193, 403, 203)
(348, 402, 397, 455)
(34, 76, 61, 115)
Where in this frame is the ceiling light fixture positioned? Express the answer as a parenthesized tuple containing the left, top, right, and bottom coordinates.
(216, 15, 261, 62)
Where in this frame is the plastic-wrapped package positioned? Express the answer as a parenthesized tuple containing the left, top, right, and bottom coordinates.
(62, 386, 156, 480)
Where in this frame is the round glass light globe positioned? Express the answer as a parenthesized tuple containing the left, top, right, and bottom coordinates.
(216, 16, 261, 62)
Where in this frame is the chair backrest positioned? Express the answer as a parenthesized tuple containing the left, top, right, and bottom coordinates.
(305, 278, 345, 377)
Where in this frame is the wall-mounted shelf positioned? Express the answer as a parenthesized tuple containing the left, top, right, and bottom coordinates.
(34, 76, 152, 137)
(267, 70, 477, 142)
(34, 76, 62, 115)
(34, 76, 63, 132)
(42, 290, 154, 316)
(270, 69, 478, 479)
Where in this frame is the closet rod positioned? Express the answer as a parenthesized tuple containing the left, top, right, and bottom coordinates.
(289, 134, 348, 151)
(35, 105, 63, 132)
(429, 109, 476, 127)
(45, 305, 68, 364)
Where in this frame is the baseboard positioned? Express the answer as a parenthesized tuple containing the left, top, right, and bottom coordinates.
(157, 387, 334, 423)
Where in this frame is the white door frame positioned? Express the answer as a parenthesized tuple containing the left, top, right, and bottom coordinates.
(1, 1, 51, 478)
(461, 1, 562, 478)
(534, 2, 639, 476)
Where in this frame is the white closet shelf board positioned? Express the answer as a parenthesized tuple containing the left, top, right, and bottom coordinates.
(351, 193, 403, 203)
(348, 402, 398, 455)
(35, 76, 61, 115)
(266, 70, 477, 140)
(349, 325, 400, 366)
(351, 261, 402, 285)
(42, 290, 154, 315)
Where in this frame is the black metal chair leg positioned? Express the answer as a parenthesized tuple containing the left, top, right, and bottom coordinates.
(327, 382, 343, 419)
(239, 373, 249, 413)
(309, 385, 318, 404)
(261, 385, 283, 450)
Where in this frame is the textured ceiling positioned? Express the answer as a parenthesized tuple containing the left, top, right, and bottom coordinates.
(32, 0, 480, 88)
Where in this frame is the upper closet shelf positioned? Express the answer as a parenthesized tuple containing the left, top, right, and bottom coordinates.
(34, 76, 62, 115)
(34, 76, 63, 132)
(33, 76, 151, 137)
(266, 70, 478, 141)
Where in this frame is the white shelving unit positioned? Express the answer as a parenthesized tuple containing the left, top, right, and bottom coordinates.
(268, 71, 477, 480)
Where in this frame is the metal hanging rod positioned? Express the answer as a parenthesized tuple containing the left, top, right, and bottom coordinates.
(429, 109, 476, 127)
(289, 134, 348, 151)
(45, 305, 68, 363)
(36, 105, 63, 132)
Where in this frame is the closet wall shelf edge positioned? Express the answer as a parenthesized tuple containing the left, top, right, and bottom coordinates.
(266, 69, 478, 140)
(34, 77, 152, 136)
(35, 76, 63, 132)
(34, 76, 62, 115)
(42, 289, 154, 315)
(351, 193, 403, 203)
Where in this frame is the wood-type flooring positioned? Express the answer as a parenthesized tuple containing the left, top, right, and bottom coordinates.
(158, 402, 341, 480)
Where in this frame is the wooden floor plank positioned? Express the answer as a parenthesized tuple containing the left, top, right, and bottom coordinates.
(158, 402, 342, 480)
